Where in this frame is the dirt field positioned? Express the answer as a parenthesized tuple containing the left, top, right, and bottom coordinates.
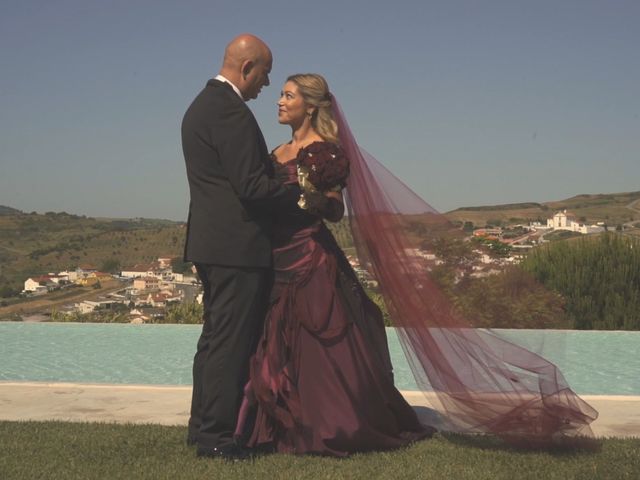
(0, 279, 125, 319)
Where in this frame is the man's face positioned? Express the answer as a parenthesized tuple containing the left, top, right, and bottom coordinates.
(243, 54, 272, 101)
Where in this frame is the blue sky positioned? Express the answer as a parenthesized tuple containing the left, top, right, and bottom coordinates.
(1, 0, 638, 220)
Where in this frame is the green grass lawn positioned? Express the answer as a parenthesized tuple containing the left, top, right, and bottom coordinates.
(1, 422, 638, 479)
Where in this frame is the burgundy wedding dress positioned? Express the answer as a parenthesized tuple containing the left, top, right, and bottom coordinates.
(236, 96, 597, 455)
(235, 145, 432, 456)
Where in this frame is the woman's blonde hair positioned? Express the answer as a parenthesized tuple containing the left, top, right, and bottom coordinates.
(287, 73, 338, 144)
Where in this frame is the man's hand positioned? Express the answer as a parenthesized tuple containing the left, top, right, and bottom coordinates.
(275, 164, 290, 183)
(303, 190, 344, 222)
(303, 190, 330, 214)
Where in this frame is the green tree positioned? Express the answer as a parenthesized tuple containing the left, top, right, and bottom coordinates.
(163, 302, 203, 324)
(0, 284, 20, 298)
(521, 233, 640, 330)
(171, 258, 192, 274)
(100, 258, 121, 274)
(452, 267, 571, 329)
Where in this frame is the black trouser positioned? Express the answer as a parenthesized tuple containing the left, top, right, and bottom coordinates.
(188, 263, 269, 448)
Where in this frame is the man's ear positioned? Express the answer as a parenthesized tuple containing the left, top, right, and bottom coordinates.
(241, 60, 254, 80)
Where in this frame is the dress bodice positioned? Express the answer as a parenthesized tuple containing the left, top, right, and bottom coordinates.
(272, 157, 299, 184)
(271, 154, 319, 235)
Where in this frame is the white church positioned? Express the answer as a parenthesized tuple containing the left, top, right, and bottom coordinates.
(546, 210, 605, 234)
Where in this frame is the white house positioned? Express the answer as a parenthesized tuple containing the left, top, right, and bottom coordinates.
(181, 275, 198, 284)
(23, 278, 43, 292)
(58, 270, 79, 282)
(157, 257, 175, 269)
(121, 263, 162, 279)
(75, 299, 127, 314)
(529, 221, 546, 229)
(45, 274, 68, 285)
(172, 272, 185, 282)
(23, 276, 55, 294)
(145, 291, 182, 308)
(77, 265, 98, 275)
(76, 300, 101, 314)
(121, 257, 180, 280)
(133, 276, 160, 292)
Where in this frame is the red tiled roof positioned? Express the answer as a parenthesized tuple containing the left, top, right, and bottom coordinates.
(31, 275, 52, 283)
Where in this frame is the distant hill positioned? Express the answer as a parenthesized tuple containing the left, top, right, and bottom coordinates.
(0, 205, 23, 216)
(453, 202, 544, 212)
(445, 191, 640, 228)
(3, 192, 639, 295)
(0, 210, 185, 295)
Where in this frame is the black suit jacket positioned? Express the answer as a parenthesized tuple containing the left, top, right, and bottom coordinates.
(182, 79, 294, 267)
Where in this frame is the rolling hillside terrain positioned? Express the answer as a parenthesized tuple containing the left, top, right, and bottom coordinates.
(2, 189, 639, 296)
(445, 191, 640, 229)
(0, 209, 184, 295)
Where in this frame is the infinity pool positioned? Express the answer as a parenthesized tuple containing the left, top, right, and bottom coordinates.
(1, 322, 638, 395)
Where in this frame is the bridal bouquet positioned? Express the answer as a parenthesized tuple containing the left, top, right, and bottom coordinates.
(296, 142, 349, 209)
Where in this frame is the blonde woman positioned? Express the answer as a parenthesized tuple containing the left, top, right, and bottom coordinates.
(235, 74, 434, 457)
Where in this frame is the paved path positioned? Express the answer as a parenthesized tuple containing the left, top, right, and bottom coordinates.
(1, 382, 638, 438)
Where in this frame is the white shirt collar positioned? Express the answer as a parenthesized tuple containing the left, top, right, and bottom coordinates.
(215, 74, 243, 101)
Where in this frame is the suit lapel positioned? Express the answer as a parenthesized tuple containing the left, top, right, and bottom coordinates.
(208, 78, 274, 175)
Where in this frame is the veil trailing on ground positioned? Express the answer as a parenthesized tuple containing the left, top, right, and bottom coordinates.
(331, 95, 598, 447)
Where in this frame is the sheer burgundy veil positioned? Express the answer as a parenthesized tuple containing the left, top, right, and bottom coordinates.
(331, 95, 597, 446)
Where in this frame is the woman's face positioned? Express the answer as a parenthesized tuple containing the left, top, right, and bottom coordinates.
(277, 81, 310, 126)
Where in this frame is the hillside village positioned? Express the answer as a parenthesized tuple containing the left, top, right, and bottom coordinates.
(472, 210, 605, 243)
(21, 257, 200, 323)
(9, 208, 624, 323)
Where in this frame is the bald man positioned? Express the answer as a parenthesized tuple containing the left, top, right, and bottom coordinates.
(181, 34, 299, 460)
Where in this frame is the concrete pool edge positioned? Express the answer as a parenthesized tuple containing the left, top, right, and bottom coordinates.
(1, 382, 638, 438)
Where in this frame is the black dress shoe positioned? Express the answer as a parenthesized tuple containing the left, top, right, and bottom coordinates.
(196, 444, 253, 461)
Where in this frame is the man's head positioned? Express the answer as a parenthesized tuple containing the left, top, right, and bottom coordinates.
(219, 34, 272, 101)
